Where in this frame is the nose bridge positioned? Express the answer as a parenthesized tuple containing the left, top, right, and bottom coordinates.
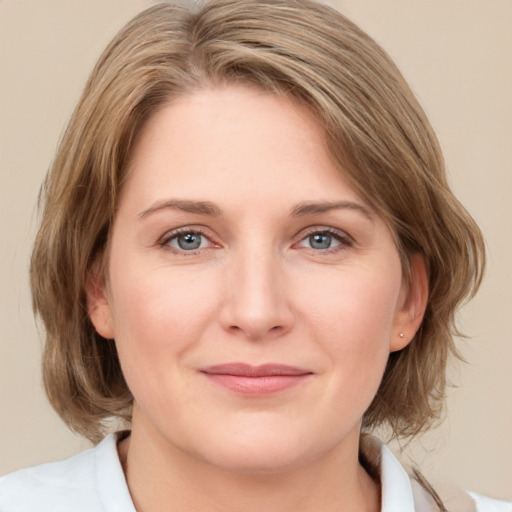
(221, 237, 292, 340)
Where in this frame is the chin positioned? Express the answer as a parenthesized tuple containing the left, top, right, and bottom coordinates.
(186, 421, 323, 475)
(203, 442, 307, 475)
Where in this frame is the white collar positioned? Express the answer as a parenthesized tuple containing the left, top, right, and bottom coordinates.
(361, 435, 418, 511)
(96, 433, 137, 512)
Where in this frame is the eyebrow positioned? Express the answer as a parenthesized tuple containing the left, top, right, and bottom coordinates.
(138, 199, 223, 219)
(138, 198, 375, 222)
(290, 200, 375, 222)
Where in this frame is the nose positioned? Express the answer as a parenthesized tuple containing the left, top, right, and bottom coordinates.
(219, 245, 294, 341)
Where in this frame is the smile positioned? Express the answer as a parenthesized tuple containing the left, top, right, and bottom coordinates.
(199, 363, 314, 395)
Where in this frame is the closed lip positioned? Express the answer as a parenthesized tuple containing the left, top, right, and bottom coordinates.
(199, 363, 313, 394)
(199, 363, 313, 377)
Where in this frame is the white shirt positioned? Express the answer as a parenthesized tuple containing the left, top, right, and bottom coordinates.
(0, 434, 510, 511)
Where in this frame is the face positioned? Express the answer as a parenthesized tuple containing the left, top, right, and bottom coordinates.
(88, 85, 425, 473)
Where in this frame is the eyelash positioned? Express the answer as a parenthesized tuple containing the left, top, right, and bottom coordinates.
(295, 227, 354, 254)
(158, 227, 216, 255)
(158, 226, 354, 255)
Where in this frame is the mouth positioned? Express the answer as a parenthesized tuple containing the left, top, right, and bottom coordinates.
(199, 363, 313, 395)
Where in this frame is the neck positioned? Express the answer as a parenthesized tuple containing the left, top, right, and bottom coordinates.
(118, 416, 380, 512)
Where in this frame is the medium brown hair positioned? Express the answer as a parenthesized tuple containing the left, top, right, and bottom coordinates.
(31, 0, 485, 443)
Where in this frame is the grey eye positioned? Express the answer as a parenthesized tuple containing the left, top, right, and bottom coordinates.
(175, 232, 203, 250)
(308, 233, 334, 250)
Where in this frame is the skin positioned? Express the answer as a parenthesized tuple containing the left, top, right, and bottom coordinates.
(88, 85, 427, 512)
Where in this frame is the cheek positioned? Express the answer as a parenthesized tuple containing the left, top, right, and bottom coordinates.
(107, 260, 220, 394)
(300, 266, 401, 343)
(297, 263, 402, 386)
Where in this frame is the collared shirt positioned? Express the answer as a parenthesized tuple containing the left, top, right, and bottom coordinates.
(0, 433, 510, 511)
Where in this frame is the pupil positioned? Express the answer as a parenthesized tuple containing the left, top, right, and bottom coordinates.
(310, 233, 331, 249)
(178, 233, 201, 250)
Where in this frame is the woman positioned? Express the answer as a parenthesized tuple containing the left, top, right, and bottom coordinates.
(0, 1, 509, 510)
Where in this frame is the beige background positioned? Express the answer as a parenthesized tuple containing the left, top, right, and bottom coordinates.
(1, 0, 511, 499)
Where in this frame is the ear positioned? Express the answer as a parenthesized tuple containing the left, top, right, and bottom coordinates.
(390, 254, 428, 352)
(86, 260, 115, 339)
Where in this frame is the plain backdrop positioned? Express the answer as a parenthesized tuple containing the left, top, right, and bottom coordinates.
(0, 0, 511, 499)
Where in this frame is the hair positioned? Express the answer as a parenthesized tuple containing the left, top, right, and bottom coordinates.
(31, 0, 485, 444)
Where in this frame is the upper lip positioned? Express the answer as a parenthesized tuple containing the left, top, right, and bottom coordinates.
(199, 363, 312, 377)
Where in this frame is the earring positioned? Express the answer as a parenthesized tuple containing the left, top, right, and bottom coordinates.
(399, 332, 405, 338)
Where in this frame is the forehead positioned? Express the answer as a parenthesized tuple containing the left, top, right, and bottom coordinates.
(121, 85, 366, 213)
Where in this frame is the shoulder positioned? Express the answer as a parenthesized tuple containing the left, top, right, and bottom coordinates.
(0, 443, 99, 512)
(467, 492, 512, 512)
(361, 435, 512, 512)
(412, 478, 512, 512)
(0, 434, 135, 512)
(409, 460, 512, 512)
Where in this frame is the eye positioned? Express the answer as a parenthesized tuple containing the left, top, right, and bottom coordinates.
(174, 232, 204, 250)
(306, 233, 338, 250)
(297, 229, 352, 252)
(161, 229, 214, 253)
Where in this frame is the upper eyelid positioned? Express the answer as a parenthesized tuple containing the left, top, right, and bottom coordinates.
(295, 225, 353, 242)
(158, 226, 215, 247)
(160, 225, 209, 238)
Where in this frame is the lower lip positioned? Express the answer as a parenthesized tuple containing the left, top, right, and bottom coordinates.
(203, 374, 311, 395)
